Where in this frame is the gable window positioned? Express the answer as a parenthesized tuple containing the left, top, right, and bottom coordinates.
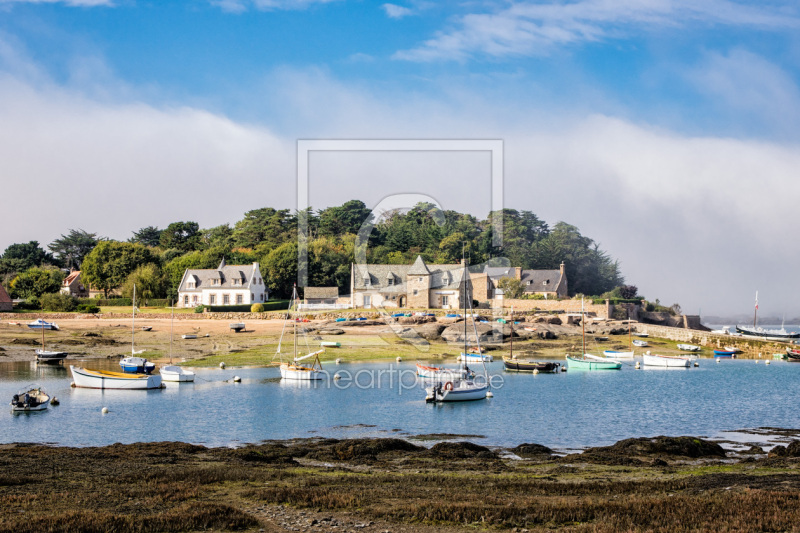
(223, 294, 230, 305)
(187, 281, 195, 289)
(210, 294, 216, 305)
(387, 278, 394, 286)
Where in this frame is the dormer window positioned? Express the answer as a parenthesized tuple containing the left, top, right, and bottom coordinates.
(187, 281, 195, 289)
(543, 280, 549, 286)
(363, 274, 371, 287)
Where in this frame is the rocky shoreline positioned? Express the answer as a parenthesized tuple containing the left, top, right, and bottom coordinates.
(3, 434, 800, 532)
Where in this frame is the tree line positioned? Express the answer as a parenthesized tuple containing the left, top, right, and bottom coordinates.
(0, 200, 626, 304)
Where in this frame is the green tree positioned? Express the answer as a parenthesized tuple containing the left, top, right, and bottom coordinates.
(48, 229, 98, 269)
(262, 241, 298, 298)
(232, 208, 296, 249)
(163, 248, 227, 295)
(1, 241, 55, 274)
(81, 241, 158, 297)
(497, 276, 525, 299)
(198, 224, 234, 249)
(130, 226, 162, 247)
(159, 221, 200, 251)
(8, 266, 64, 299)
(121, 264, 168, 304)
(318, 200, 372, 237)
(40, 292, 77, 312)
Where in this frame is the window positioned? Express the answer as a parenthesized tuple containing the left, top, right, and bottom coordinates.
(260, 294, 264, 301)
(251, 293, 254, 301)
(187, 281, 195, 289)
(211, 279, 218, 286)
(387, 278, 394, 286)
(441, 295, 449, 307)
(192, 295, 198, 304)
(236, 294, 243, 304)
(210, 294, 216, 305)
(184, 295, 189, 305)
(223, 294, 230, 305)
(418, 277, 422, 282)
(413, 289, 418, 296)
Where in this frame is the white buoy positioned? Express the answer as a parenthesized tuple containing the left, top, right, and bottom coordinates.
(766, 360, 771, 365)
(50, 397, 59, 406)
(635, 361, 641, 369)
(533, 368, 539, 375)
(486, 391, 494, 398)
(694, 362, 699, 367)
(396, 356, 402, 362)
(101, 407, 109, 414)
(335, 358, 341, 365)
(716, 358, 721, 363)
(334, 373, 342, 380)
(219, 362, 226, 369)
(233, 376, 241, 382)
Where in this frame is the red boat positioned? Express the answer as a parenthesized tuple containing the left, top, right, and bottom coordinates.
(787, 348, 800, 362)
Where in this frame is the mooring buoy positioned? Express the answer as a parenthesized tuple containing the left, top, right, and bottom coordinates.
(335, 358, 341, 365)
(396, 356, 402, 362)
(533, 368, 539, 375)
(233, 376, 241, 382)
(219, 362, 226, 369)
(101, 407, 109, 414)
(50, 397, 59, 406)
(486, 391, 494, 398)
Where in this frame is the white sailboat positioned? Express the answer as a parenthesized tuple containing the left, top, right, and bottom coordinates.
(603, 313, 635, 360)
(274, 285, 324, 380)
(120, 285, 153, 373)
(35, 319, 67, 364)
(161, 301, 195, 382)
(426, 254, 490, 402)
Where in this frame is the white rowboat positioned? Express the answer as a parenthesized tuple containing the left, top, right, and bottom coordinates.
(70, 365, 162, 389)
(160, 366, 195, 382)
(642, 354, 691, 368)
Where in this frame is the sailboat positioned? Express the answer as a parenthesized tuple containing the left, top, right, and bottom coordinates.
(274, 285, 324, 380)
(35, 317, 67, 364)
(736, 291, 800, 340)
(503, 307, 560, 372)
(566, 298, 621, 370)
(120, 285, 155, 374)
(603, 311, 635, 360)
(425, 255, 490, 402)
(160, 300, 195, 382)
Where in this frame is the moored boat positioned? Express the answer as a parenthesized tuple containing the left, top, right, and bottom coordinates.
(457, 352, 493, 363)
(160, 365, 195, 382)
(28, 319, 59, 331)
(677, 344, 701, 352)
(230, 323, 245, 332)
(35, 349, 67, 364)
(119, 356, 156, 374)
(182, 334, 197, 340)
(502, 356, 560, 373)
(416, 362, 474, 379)
(320, 341, 341, 348)
(736, 325, 800, 340)
(603, 350, 634, 360)
(11, 386, 50, 412)
(632, 339, 649, 347)
(425, 379, 489, 402)
(714, 349, 736, 358)
(70, 366, 162, 389)
(274, 285, 325, 381)
(642, 353, 691, 368)
(723, 346, 742, 354)
(566, 354, 622, 370)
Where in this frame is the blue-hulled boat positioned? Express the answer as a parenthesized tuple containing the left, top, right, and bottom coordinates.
(120, 356, 156, 374)
(714, 349, 736, 358)
(28, 319, 59, 331)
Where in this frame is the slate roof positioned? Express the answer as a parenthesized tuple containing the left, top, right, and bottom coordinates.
(178, 263, 260, 292)
(304, 287, 339, 299)
(521, 269, 563, 292)
(0, 284, 11, 303)
(484, 266, 516, 280)
(354, 256, 465, 292)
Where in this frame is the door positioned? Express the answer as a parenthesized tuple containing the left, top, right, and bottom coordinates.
(363, 295, 371, 308)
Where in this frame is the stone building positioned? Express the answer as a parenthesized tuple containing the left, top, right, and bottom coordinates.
(60, 270, 89, 298)
(0, 284, 12, 312)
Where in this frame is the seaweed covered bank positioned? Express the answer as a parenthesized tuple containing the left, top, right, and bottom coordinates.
(3, 435, 800, 532)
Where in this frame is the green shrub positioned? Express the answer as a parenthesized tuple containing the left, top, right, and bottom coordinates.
(194, 305, 205, 313)
(40, 293, 77, 312)
(76, 304, 101, 314)
(15, 298, 41, 310)
(251, 303, 265, 313)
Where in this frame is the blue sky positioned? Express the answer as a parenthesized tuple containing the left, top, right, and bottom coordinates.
(1, 0, 800, 316)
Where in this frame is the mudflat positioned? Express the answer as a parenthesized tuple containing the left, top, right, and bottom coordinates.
(1, 436, 799, 532)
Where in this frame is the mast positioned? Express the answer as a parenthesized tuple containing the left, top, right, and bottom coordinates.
(293, 285, 298, 364)
(169, 299, 174, 364)
(581, 296, 586, 356)
(753, 290, 758, 328)
(132, 284, 136, 355)
(41, 319, 45, 352)
(509, 306, 513, 359)
(628, 308, 632, 350)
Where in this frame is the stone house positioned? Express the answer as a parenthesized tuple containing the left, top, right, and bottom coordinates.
(483, 262, 568, 299)
(0, 284, 12, 312)
(303, 287, 340, 306)
(60, 270, 89, 298)
(177, 259, 268, 308)
(351, 256, 468, 310)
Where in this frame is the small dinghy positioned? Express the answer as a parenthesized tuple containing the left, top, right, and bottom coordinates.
(416, 362, 475, 379)
(643, 353, 691, 368)
(160, 365, 195, 382)
(229, 323, 245, 332)
(11, 386, 50, 412)
(714, 349, 736, 358)
(603, 350, 635, 360)
(457, 352, 493, 362)
(632, 339, 649, 347)
(320, 341, 340, 348)
(182, 334, 197, 340)
(677, 344, 701, 352)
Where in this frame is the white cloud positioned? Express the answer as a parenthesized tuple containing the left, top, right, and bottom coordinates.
(395, 0, 800, 61)
(382, 3, 413, 19)
(0, 0, 113, 6)
(209, 0, 341, 12)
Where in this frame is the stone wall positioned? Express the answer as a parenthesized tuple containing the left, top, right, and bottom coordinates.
(502, 298, 611, 318)
(636, 323, 791, 358)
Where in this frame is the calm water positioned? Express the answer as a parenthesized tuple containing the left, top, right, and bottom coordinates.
(2, 357, 799, 450)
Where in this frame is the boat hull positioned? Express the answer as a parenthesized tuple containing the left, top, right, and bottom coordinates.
(416, 363, 473, 379)
(70, 365, 162, 390)
(280, 363, 323, 380)
(11, 388, 50, 412)
(502, 358, 560, 372)
(714, 350, 735, 357)
(35, 350, 67, 364)
(457, 352, 493, 362)
(160, 365, 196, 382)
(736, 326, 800, 340)
(677, 344, 701, 352)
(602, 350, 635, 360)
(643, 354, 691, 368)
(425, 381, 488, 402)
(566, 355, 622, 370)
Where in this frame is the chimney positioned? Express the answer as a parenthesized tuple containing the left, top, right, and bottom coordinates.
(514, 267, 522, 280)
(560, 262, 566, 276)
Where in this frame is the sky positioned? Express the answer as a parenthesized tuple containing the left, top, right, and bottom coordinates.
(1, 0, 799, 317)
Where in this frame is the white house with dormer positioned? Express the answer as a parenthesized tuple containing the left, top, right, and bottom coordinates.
(177, 259, 268, 308)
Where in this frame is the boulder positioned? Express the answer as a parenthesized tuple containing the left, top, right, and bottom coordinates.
(588, 436, 726, 459)
(427, 441, 496, 459)
(415, 323, 447, 341)
(511, 443, 554, 458)
(317, 328, 345, 335)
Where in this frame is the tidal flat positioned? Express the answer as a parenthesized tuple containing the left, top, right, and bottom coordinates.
(3, 436, 800, 532)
